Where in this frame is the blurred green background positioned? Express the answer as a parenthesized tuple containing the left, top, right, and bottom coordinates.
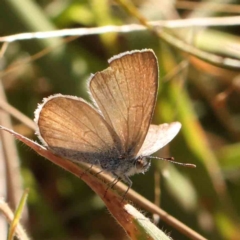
(1, 0, 240, 239)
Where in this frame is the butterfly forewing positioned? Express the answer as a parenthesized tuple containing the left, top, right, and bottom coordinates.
(138, 122, 182, 156)
(35, 95, 122, 164)
(89, 50, 158, 157)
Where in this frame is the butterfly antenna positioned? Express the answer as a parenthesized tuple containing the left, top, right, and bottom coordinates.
(149, 156, 196, 168)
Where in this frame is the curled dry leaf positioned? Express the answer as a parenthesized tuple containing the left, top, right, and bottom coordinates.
(0, 125, 171, 240)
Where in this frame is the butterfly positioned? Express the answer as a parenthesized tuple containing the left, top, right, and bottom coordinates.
(34, 49, 192, 194)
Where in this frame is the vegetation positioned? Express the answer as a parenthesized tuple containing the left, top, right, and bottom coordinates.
(0, 1, 240, 239)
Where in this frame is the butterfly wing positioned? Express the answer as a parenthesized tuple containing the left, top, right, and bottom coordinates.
(34, 94, 122, 165)
(89, 49, 158, 157)
(137, 122, 181, 156)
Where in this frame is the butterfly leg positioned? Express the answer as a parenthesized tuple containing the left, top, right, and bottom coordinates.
(111, 176, 121, 190)
(79, 164, 93, 179)
(94, 169, 104, 177)
(120, 174, 132, 202)
(104, 175, 120, 198)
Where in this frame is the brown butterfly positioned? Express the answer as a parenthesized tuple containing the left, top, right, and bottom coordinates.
(34, 49, 194, 193)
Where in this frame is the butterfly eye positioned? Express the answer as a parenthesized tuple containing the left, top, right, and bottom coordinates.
(135, 157, 151, 173)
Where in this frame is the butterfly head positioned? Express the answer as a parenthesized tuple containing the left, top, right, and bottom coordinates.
(134, 156, 151, 175)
